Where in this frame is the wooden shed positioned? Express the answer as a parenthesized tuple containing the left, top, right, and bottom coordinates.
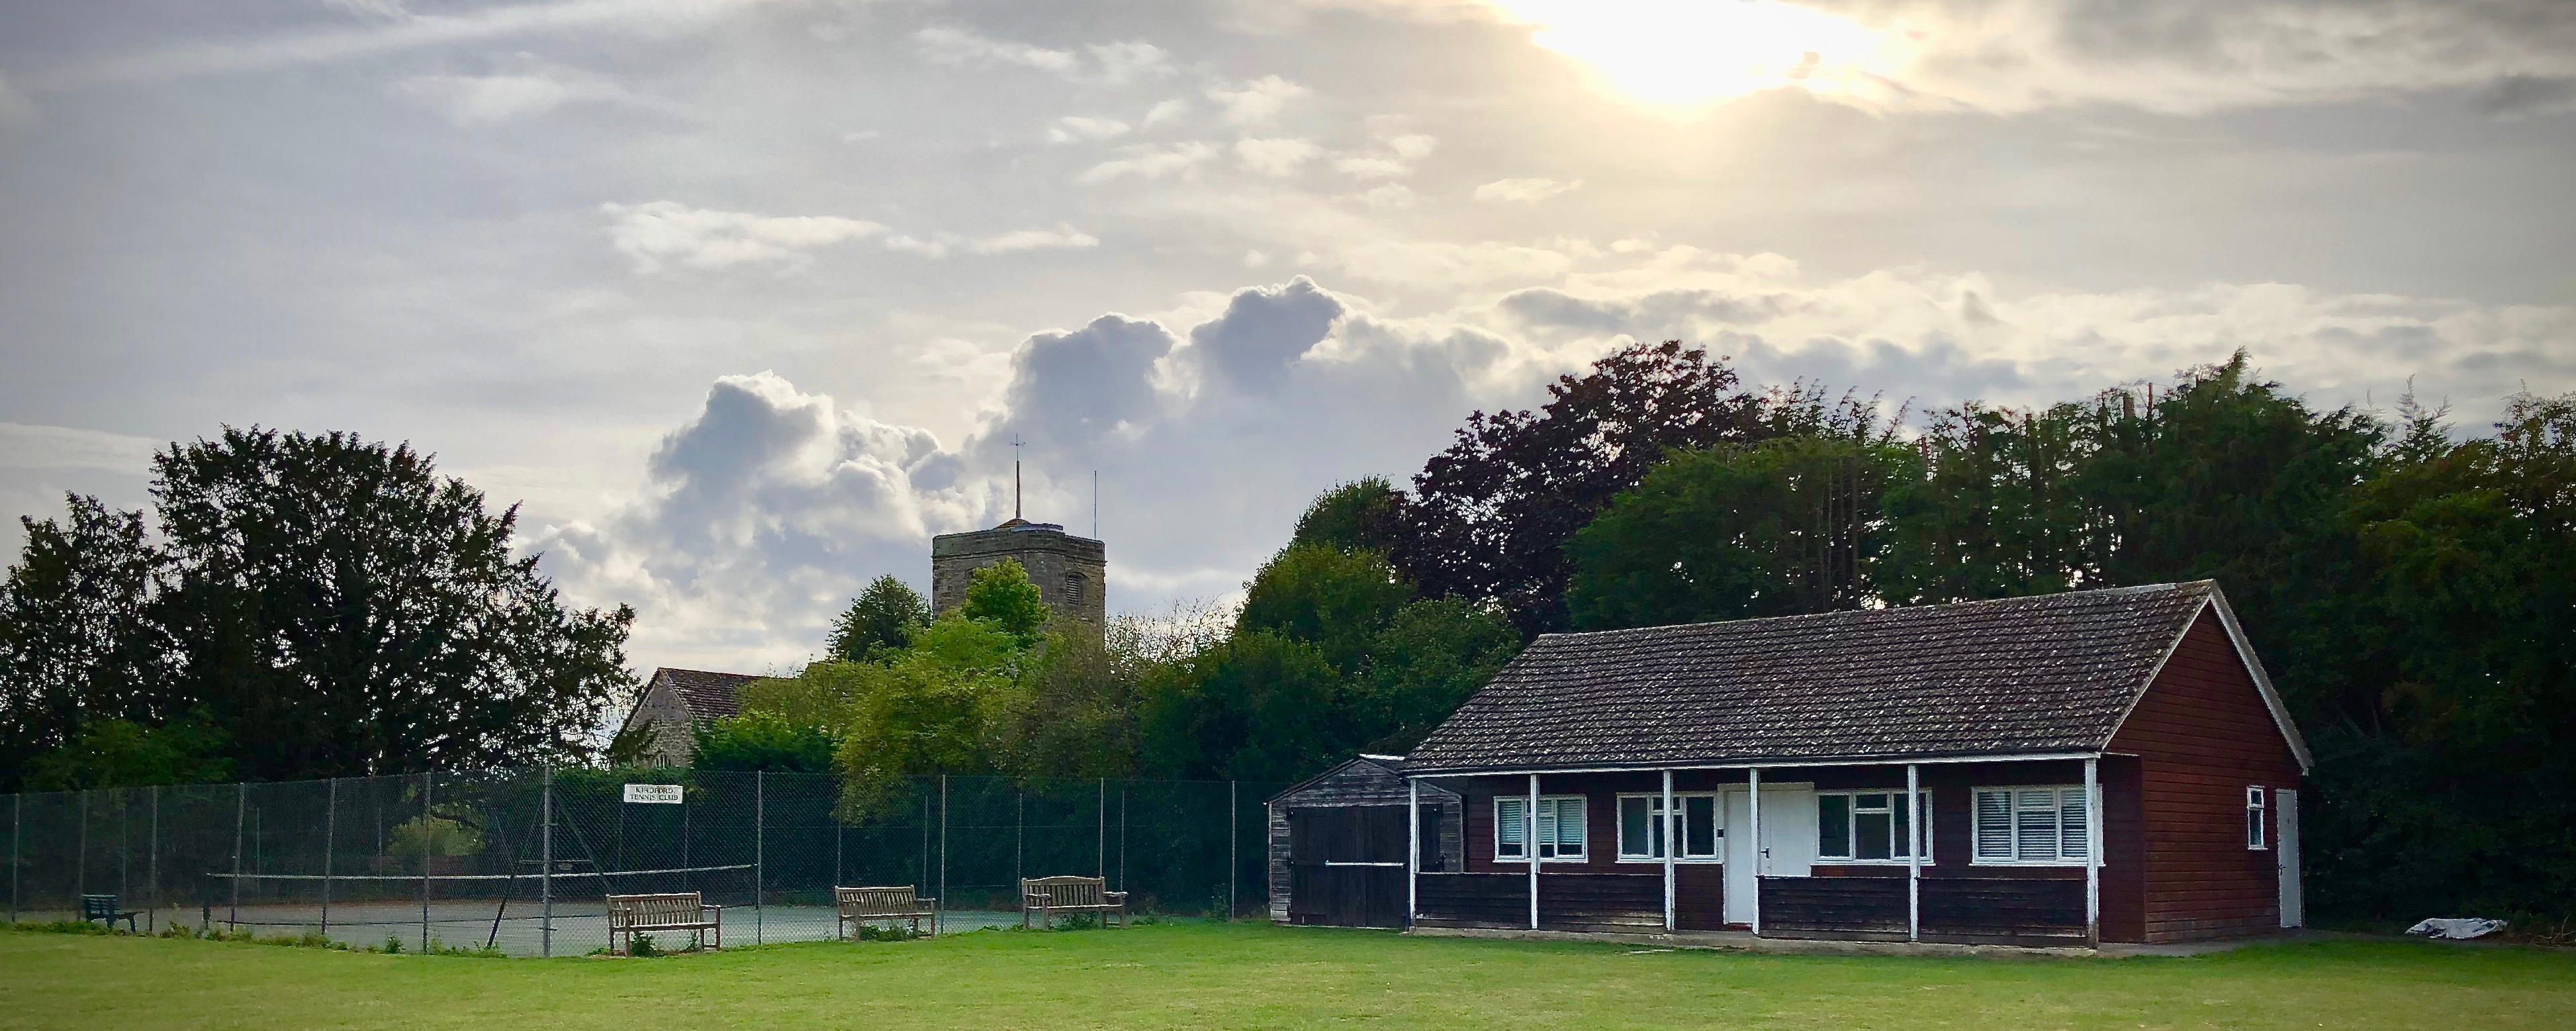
(1267, 756, 1461, 927)
(1400, 580, 2311, 946)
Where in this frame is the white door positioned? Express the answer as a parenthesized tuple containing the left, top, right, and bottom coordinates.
(2277, 789, 2303, 928)
(1721, 783, 1818, 926)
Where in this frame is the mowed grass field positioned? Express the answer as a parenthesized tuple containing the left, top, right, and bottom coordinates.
(3, 922, 2571, 1030)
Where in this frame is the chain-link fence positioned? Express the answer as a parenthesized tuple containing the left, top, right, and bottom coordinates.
(1, 770, 1287, 956)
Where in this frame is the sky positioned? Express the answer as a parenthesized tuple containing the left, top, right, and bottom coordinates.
(2, 0, 2572, 675)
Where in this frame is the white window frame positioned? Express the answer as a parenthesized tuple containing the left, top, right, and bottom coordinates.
(2246, 785, 2269, 851)
(1970, 785, 2094, 867)
(1814, 789, 1934, 865)
(1612, 792, 1725, 863)
(1493, 795, 1587, 863)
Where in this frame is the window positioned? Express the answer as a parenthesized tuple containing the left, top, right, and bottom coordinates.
(1062, 573, 1085, 607)
(2246, 786, 2269, 850)
(1615, 793, 1722, 861)
(1816, 791, 1933, 863)
(1971, 786, 2092, 865)
(1495, 795, 1586, 861)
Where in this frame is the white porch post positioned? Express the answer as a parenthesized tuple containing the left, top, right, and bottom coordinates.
(1747, 767, 1763, 937)
(1406, 778, 1420, 928)
(1661, 769, 1676, 931)
(1526, 774, 1541, 930)
(1906, 763, 1921, 942)
(2084, 757, 2101, 946)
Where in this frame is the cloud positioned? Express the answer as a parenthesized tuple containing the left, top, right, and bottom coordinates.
(600, 201, 888, 273)
(1418, 0, 2576, 115)
(0, 73, 34, 126)
(0, 423, 161, 473)
(1361, 184, 1416, 209)
(1183, 277, 1348, 393)
(1078, 142, 1218, 183)
(1046, 116, 1130, 143)
(2473, 74, 2576, 117)
(397, 58, 647, 125)
(1475, 177, 1582, 203)
(915, 27, 1173, 85)
(1235, 137, 1322, 175)
(1207, 75, 1309, 124)
(600, 203, 1097, 268)
(28, 0, 767, 91)
(1332, 134, 1434, 179)
(529, 371, 977, 668)
(1142, 98, 1191, 125)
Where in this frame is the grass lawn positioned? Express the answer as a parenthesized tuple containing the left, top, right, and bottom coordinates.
(3, 922, 2571, 1030)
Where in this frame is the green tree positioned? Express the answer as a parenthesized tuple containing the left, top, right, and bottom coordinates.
(1569, 436, 1918, 630)
(692, 710, 838, 773)
(1139, 631, 1346, 781)
(1237, 544, 1412, 673)
(152, 427, 635, 779)
(22, 712, 233, 791)
(1351, 599, 1522, 754)
(0, 495, 169, 790)
(827, 575, 930, 662)
(1289, 477, 1410, 556)
(961, 560, 1050, 642)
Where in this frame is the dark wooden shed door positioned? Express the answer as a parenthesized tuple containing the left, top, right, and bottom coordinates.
(1287, 806, 1408, 928)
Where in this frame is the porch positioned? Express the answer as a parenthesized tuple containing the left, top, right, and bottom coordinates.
(1401, 757, 2119, 946)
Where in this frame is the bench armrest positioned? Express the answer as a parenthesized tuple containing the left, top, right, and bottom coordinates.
(1103, 891, 1129, 901)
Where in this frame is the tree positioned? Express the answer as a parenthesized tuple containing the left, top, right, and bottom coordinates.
(1289, 477, 1410, 555)
(1350, 599, 1521, 754)
(1402, 340, 1769, 636)
(827, 575, 930, 663)
(1569, 436, 1918, 630)
(1139, 631, 1346, 782)
(0, 495, 169, 790)
(22, 713, 233, 791)
(692, 711, 837, 773)
(152, 427, 634, 779)
(960, 560, 1050, 642)
(1236, 544, 1412, 674)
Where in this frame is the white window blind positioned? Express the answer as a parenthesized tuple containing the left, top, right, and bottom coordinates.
(1495, 797, 1526, 859)
(1973, 786, 2091, 865)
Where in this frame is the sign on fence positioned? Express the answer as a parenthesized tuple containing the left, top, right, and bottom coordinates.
(623, 783, 684, 804)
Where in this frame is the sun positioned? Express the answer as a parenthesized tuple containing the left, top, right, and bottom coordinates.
(1486, 0, 1894, 107)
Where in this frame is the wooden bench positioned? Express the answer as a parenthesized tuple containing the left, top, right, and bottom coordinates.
(606, 892, 722, 954)
(1021, 875, 1128, 928)
(81, 894, 139, 933)
(835, 885, 939, 939)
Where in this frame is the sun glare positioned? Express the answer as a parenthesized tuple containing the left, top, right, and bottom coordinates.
(1489, 0, 1892, 107)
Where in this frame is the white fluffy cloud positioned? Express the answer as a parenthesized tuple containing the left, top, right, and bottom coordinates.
(1475, 177, 1582, 202)
(1207, 75, 1310, 124)
(1235, 137, 1322, 175)
(914, 26, 1173, 85)
(600, 203, 1096, 270)
(1046, 115, 1130, 143)
(1079, 142, 1218, 183)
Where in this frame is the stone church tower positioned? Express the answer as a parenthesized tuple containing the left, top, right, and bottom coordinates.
(930, 466, 1105, 625)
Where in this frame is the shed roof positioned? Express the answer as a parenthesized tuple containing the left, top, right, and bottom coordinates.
(1406, 581, 2301, 774)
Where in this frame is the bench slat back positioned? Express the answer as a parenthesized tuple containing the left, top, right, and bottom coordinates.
(1023, 875, 1107, 907)
(81, 895, 118, 919)
(835, 886, 923, 916)
(606, 893, 705, 929)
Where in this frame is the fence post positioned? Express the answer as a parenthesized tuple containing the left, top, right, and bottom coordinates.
(540, 765, 554, 958)
(1117, 786, 1127, 895)
(75, 789, 85, 904)
(322, 777, 338, 940)
(149, 785, 160, 930)
(229, 783, 244, 932)
(9, 793, 20, 924)
(937, 774, 948, 936)
(1013, 791, 1023, 897)
(754, 769, 764, 946)
(420, 769, 434, 954)
(1228, 780, 1237, 921)
(1095, 778, 1105, 878)
(118, 790, 129, 914)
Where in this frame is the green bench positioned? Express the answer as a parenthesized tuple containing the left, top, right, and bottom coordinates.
(82, 894, 140, 932)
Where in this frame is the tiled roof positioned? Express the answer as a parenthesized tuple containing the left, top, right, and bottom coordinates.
(656, 667, 762, 722)
(1404, 581, 2219, 773)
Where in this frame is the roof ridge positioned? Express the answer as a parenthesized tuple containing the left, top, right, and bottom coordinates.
(1530, 581, 2210, 644)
